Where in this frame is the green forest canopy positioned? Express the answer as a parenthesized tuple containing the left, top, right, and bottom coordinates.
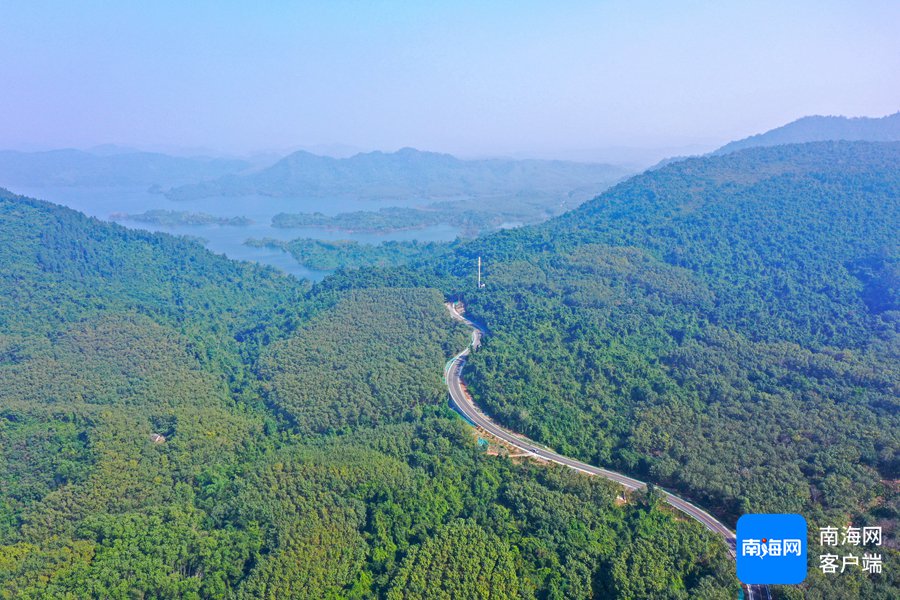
(323, 141, 900, 597)
(0, 190, 740, 598)
(1, 141, 897, 598)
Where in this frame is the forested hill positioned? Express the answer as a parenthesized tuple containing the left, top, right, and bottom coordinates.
(713, 112, 900, 155)
(2, 141, 897, 598)
(328, 141, 899, 598)
(0, 189, 740, 598)
(164, 147, 629, 201)
(558, 141, 898, 345)
(450, 141, 899, 350)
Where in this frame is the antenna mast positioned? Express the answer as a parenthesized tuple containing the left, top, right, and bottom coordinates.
(477, 256, 484, 288)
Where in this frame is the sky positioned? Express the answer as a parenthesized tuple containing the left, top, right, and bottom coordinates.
(1, 0, 898, 160)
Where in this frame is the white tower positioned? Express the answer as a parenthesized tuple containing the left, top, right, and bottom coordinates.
(477, 256, 485, 288)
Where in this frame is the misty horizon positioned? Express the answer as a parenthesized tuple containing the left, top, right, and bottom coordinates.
(2, 109, 897, 169)
(2, 1, 898, 163)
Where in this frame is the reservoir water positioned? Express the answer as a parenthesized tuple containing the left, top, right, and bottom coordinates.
(11, 185, 462, 280)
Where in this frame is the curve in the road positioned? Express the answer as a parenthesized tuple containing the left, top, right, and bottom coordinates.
(444, 302, 770, 600)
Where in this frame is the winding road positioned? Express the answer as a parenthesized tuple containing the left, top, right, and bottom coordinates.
(444, 302, 770, 600)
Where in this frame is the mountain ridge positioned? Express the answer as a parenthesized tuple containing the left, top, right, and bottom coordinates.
(713, 111, 900, 155)
(164, 147, 631, 201)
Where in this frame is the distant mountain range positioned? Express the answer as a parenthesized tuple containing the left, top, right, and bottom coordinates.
(163, 147, 631, 202)
(8, 113, 895, 197)
(0, 148, 251, 188)
(713, 112, 900, 155)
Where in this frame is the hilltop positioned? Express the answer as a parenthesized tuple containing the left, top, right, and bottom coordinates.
(328, 141, 900, 597)
(164, 147, 630, 202)
(713, 111, 900, 155)
(0, 187, 736, 599)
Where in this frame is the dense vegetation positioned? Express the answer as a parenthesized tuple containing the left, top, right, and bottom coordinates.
(467, 142, 900, 597)
(2, 141, 897, 598)
(461, 143, 900, 515)
(245, 238, 450, 271)
(259, 288, 470, 433)
(112, 209, 252, 227)
(322, 141, 900, 598)
(0, 189, 737, 598)
(271, 192, 586, 238)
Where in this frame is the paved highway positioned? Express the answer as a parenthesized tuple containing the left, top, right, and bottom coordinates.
(444, 302, 770, 600)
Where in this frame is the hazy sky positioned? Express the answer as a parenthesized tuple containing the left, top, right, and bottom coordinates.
(1, 0, 897, 158)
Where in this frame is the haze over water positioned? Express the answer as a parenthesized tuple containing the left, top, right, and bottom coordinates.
(11, 185, 463, 279)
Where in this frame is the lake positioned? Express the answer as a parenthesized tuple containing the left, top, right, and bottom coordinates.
(11, 185, 462, 280)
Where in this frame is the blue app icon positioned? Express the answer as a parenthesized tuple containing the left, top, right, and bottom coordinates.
(736, 514, 807, 585)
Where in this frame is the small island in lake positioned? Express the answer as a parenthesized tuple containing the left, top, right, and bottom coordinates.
(110, 209, 253, 227)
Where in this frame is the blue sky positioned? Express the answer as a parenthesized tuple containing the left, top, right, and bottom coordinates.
(1, 1, 897, 158)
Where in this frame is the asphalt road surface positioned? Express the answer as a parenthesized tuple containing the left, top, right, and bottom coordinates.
(445, 302, 770, 600)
